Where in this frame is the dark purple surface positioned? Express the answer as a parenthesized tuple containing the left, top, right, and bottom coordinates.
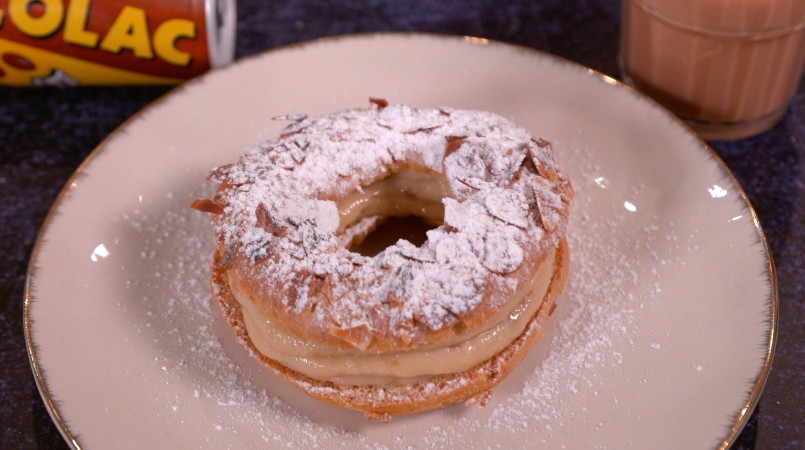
(1, 0, 802, 448)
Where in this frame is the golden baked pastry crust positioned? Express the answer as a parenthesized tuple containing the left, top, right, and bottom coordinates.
(211, 239, 569, 416)
(195, 102, 574, 416)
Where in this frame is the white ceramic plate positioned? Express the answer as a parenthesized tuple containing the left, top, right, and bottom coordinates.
(25, 34, 776, 449)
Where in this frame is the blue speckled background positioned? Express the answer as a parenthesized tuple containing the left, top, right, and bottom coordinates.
(1, 0, 802, 448)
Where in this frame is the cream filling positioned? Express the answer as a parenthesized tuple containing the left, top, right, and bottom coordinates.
(235, 248, 555, 385)
(335, 169, 451, 232)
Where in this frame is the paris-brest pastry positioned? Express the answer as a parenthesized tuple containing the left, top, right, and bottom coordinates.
(192, 99, 573, 419)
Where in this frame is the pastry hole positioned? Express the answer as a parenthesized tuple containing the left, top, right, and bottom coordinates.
(336, 167, 452, 257)
(350, 215, 439, 257)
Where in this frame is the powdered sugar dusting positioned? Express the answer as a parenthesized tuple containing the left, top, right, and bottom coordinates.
(207, 104, 572, 350)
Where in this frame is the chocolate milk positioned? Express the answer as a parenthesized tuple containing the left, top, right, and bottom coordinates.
(621, 0, 805, 139)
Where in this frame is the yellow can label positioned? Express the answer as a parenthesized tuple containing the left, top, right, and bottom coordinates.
(0, 0, 212, 85)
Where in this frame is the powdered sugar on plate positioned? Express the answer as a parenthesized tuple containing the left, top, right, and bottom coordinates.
(116, 135, 691, 448)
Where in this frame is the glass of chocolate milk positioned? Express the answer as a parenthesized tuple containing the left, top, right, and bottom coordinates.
(620, 0, 805, 140)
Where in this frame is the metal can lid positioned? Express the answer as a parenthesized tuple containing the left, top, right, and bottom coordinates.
(206, 0, 237, 68)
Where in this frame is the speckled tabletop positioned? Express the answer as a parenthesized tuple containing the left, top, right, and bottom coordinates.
(1, 0, 802, 448)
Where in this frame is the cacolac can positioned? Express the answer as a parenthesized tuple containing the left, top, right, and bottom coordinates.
(0, 0, 236, 86)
